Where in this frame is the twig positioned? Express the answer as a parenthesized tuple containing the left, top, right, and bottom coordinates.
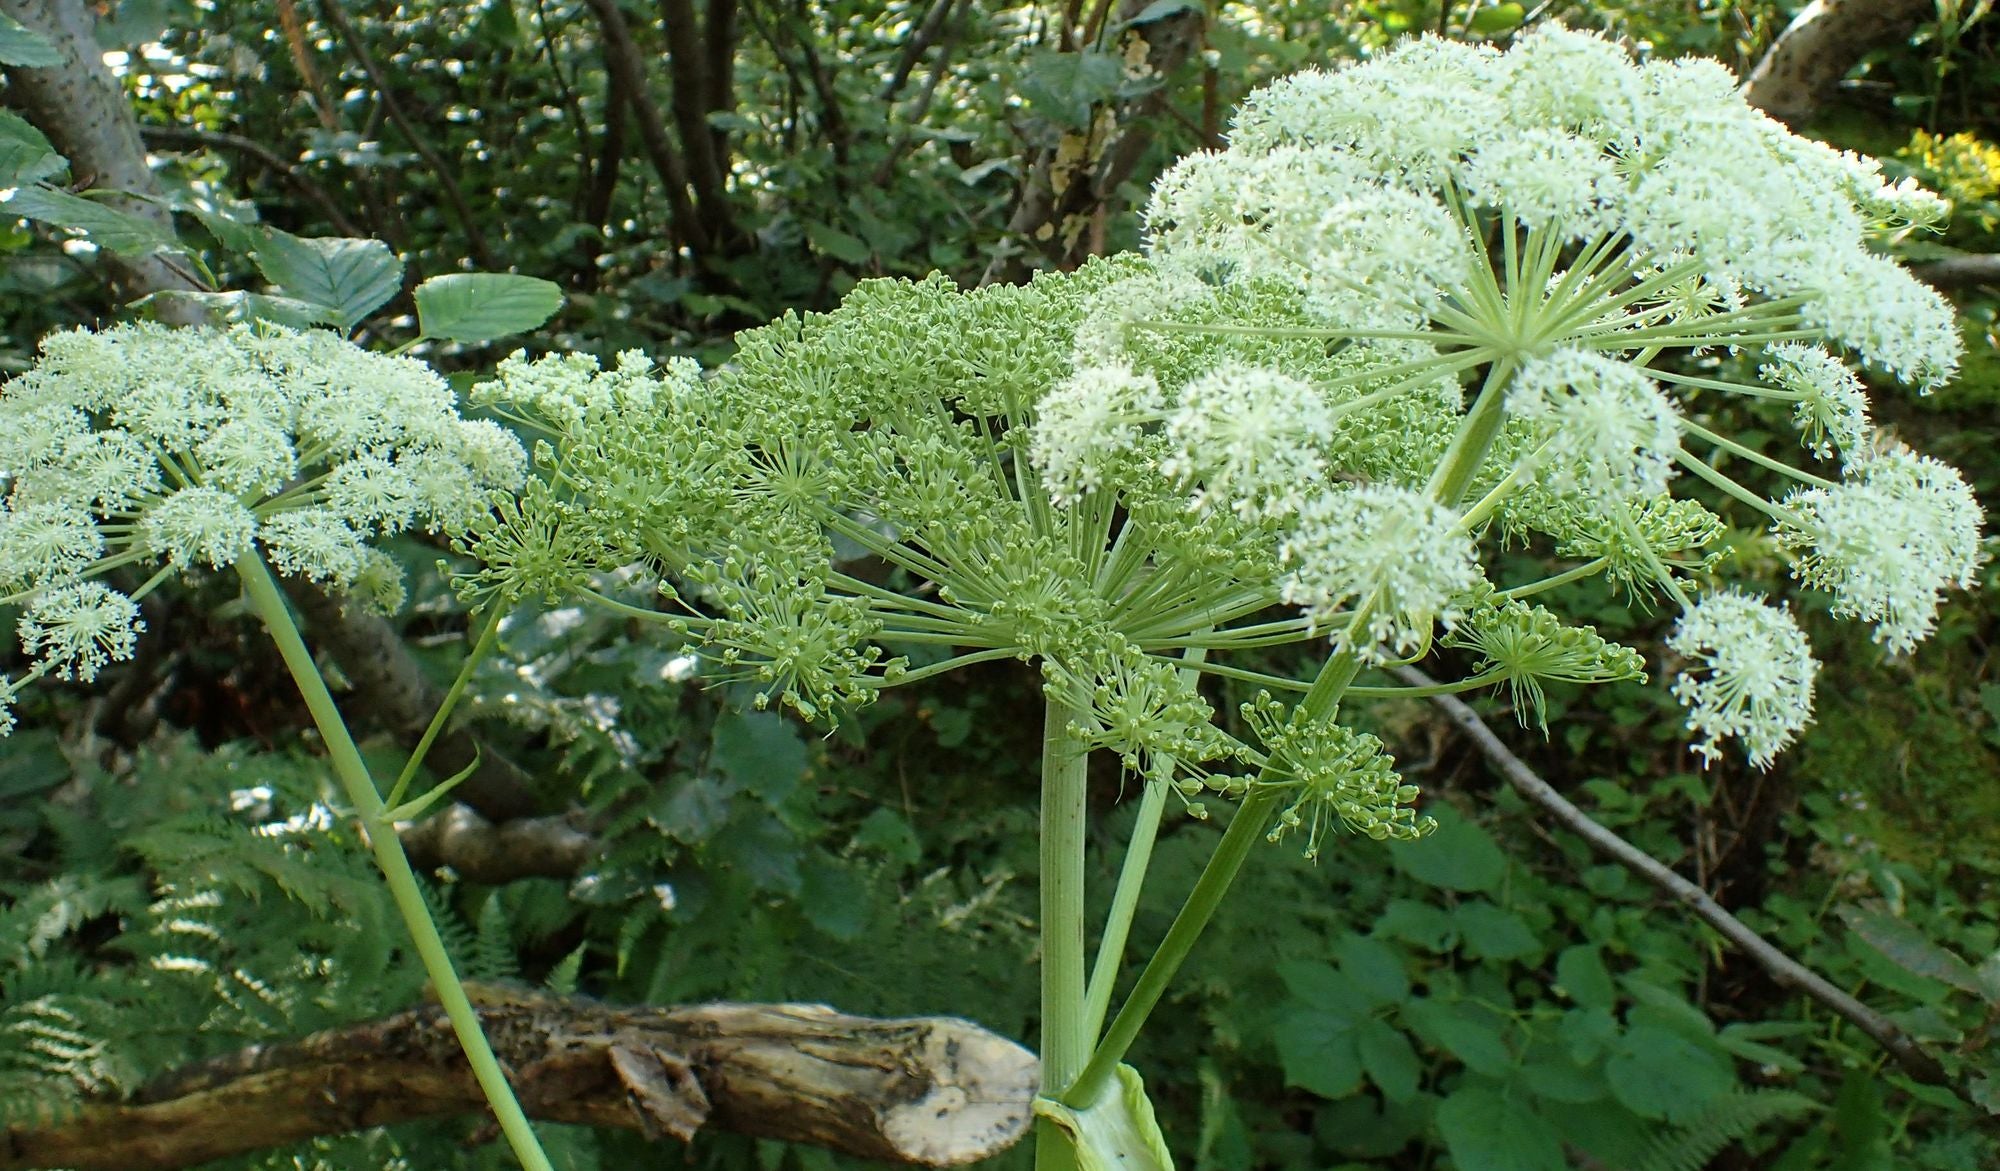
(317, 0, 498, 268)
(138, 125, 361, 237)
(1908, 253, 2000, 291)
(1392, 665, 1957, 1091)
(582, 0, 712, 254)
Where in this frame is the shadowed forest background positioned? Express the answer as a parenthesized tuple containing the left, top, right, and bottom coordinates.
(4, 0, 2000, 1168)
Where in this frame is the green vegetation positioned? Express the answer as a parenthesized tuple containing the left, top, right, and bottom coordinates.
(3, 2, 2000, 1170)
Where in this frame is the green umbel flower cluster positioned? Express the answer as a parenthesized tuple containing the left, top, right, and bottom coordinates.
(463, 25, 1986, 859)
(0, 323, 526, 733)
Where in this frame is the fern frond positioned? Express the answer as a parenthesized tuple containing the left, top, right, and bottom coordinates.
(472, 895, 521, 983)
(1631, 1090, 1821, 1171)
(0, 1072, 85, 1129)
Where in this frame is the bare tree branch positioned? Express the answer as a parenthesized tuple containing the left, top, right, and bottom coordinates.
(0, 999, 1038, 1169)
(1741, 0, 1934, 126)
(1392, 665, 1959, 1092)
(138, 124, 362, 237)
(316, 0, 498, 268)
(1908, 252, 2000, 291)
(583, 0, 712, 255)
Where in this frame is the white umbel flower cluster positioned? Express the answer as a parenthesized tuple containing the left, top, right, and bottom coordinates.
(1278, 485, 1482, 662)
(1777, 447, 1987, 653)
(0, 323, 528, 730)
(1150, 23, 1961, 387)
(1510, 348, 1679, 506)
(1029, 364, 1166, 506)
(1668, 591, 1818, 769)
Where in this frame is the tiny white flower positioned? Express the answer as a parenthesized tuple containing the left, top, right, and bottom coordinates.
(1777, 446, 1986, 652)
(18, 580, 142, 683)
(259, 507, 368, 586)
(1759, 344, 1871, 460)
(1163, 364, 1333, 519)
(1031, 364, 1165, 505)
(139, 486, 258, 569)
(1511, 348, 1680, 506)
(1800, 251, 1960, 390)
(0, 501, 103, 588)
(197, 417, 298, 497)
(323, 453, 417, 533)
(1668, 590, 1817, 769)
(1279, 484, 1483, 661)
(1459, 127, 1611, 232)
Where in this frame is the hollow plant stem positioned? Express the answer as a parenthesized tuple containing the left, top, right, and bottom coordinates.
(1036, 696, 1093, 1171)
(234, 555, 555, 1171)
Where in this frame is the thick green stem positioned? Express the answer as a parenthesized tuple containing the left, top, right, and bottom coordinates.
(1064, 641, 1369, 1107)
(234, 556, 555, 1171)
(1037, 696, 1092, 1171)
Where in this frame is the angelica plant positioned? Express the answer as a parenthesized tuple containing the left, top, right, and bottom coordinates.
(0, 322, 563, 1171)
(459, 25, 1985, 1168)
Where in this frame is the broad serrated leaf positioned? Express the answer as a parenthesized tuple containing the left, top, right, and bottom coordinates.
(4, 184, 178, 257)
(1356, 1018, 1422, 1103)
(1436, 1087, 1567, 1171)
(1018, 49, 1124, 129)
(1333, 933, 1409, 1006)
(252, 230, 401, 330)
(1839, 905, 1988, 997)
(1604, 1026, 1732, 1122)
(1391, 806, 1505, 892)
(711, 710, 809, 805)
(0, 13, 60, 67)
(1275, 1010, 1363, 1098)
(1455, 901, 1540, 961)
(414, 272, 563, 342)
(1555, 945, 1616, 1010)
(189, 206, 267, 256)
(806, 221, 871, 266)
(1404, 998, 1513, 1076)
(0, 112, 64, 187)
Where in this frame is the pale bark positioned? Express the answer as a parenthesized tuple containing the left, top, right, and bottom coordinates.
(1742, 0, 1935, 126)
(0, 1000, 1038, 1169)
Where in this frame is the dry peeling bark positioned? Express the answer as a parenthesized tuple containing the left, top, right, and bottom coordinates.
(1741, 0, 1935, 126)
(0, 999, 1039, 1169)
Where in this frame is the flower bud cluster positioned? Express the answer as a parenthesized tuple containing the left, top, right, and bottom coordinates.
(0, 324, 526, 730)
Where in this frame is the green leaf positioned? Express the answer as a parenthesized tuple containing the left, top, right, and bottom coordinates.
(798, 853, 868, 940)
(0, 111, 65, 187)
(253, 230, 401, 329)
(189, 206, 267, 256)
(0, 729, 66, 801)
(0, 12, 60, 67)
(1455, 901, 1540, 961)
(1839, 906, 1987, 997)
(1522, 1056, 1606, 1104)
(414, 271, 564, 342)
(1356, 1018, 1422, 1103)
(806, 221, 872, 266)
(1555, 945, 1617, 1010)
(1392, 806, 1505, 892)
(1275, 1010, 1363, 1098)
(1404, 998, 1513, 1076)
(851, 807, 921, 867)
(1604, 1026, 1732, 1121)
(1018, 49, 1125, 129)
(1377, 898, 1458, 951)
(1334, 933, 1409, 1006)
(711, 710, 809, 805)
(1467, 2, 1528, 34)
(1436, 1087, 1567, 1171)
(1275, 959, 1361, 1013)
(5, 184, 178, 257)
(138, 290, 340, 330)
